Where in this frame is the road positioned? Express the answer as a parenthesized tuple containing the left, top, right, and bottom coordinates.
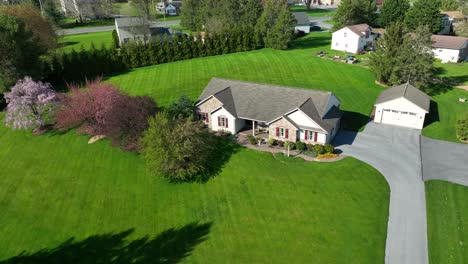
(309, 16, 333, 30)
(57, 20, 181, 36)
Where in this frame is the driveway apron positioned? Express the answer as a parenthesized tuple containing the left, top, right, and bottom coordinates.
(334, 123, 428, 264)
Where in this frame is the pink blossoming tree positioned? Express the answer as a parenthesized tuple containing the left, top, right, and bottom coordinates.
(4, 77, 57, 130)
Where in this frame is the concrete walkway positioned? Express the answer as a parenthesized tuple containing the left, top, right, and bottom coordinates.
(421, 136, 468, 186)
(334, 123, 428, 264)
(57, 20, 181, 36)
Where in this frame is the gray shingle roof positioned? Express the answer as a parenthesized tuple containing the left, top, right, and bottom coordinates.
(346, 23, 371, 36)
(293, 12, 310, 26)
(197, 78, 338, 128)
(375, 83, 431, 112)
(431, 35, 468, 50)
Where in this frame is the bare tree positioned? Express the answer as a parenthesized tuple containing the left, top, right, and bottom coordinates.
(132, 0, 151, 19)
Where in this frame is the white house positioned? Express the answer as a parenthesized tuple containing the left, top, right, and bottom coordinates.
(196, 78, 343, 145)
(431, 35, 468, 63)
(293, 12, 311, 33)
(165, 4, 177, 16)
(374, 83, 431, 130)
(331, 24, 379, 54)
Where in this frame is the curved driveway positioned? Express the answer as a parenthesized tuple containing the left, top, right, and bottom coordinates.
(334, 123, 428, 264)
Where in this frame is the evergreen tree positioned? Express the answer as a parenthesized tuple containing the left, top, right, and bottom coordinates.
(369, 22, 406, 84)
(332, 0, 377, 31)
(379, 0, 410, 27)
(391, 25, 435, 91)
(264, 6, 295, 50)
(404, 0, 442, 33)
(441, 0, 459, 11)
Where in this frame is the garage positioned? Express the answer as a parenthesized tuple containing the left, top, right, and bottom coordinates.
(374, 83, 431, 129)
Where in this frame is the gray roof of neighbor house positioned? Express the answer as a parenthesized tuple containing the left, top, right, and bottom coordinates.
(375, 83, 431, 112)
(431, 35, 468, 50)
(293, 12, 310, 26)
(346, 23, 371, 36)
(115, 17, 171, 42)
(197, 78, 342, 133)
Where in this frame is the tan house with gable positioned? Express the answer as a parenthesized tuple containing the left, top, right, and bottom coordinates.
(195, 78, 343, 145)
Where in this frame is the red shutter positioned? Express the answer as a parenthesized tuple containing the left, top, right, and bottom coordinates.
(197, 112, 201, 120)
(276, 127, 279, 137)
(218, 116, 221, 126)
(304, 130, 308, 140)
(226, 118, 229, 128)
(314, 132, 318, 142)
(285, 129, 289, 139)
(205, 113, 209, 123)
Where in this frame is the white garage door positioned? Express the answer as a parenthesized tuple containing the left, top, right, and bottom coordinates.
(381, 109, 418, 127)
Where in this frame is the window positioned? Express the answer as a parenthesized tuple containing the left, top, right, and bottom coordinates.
(198, 112, 208, 123)
(335, 42, 339, 46)
(276, 127, 289, 138)
(345, 44, 348, 48)
(344, 32, 347, 37)
(409, 112, 417, 116)
(304, 130, 318, 142)
(218, 116, 228, 128)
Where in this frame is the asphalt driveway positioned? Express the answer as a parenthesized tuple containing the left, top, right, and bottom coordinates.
(57, 20, 181, 36)
(334, 123, 428, 264)
(421, 137, 468, 186)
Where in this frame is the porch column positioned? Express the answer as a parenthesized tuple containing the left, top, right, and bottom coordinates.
(252, 120, 255, 136)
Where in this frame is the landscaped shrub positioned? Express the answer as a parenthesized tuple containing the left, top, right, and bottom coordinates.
(55, 79, 156, 151)
(247, 135, 258, 145)
(456, 114, 468, 141)
(324, 143, 335, 154)
(112, 29, 119, 48)
(295, 141, 305, 151)
(267, 138, 277, 147)
(306, 143, 315, 152)
(4, 77, 57, 132)
(304, 151, 318, 158)
(314, 144, 325, 155)
(166, 95, 195, 120)
(140, 112, 217, 181)
(284, 141, 295, 150)
(317, 153, 339, 159)
(277, 140, 285, 147)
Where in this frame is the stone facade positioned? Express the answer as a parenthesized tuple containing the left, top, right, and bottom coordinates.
(269, 117, 298, 142)
(197, 97, 222, 129)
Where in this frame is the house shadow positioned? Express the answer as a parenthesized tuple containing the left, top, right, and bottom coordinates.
(0, 222, 212, 264)
(424, 101, 440, 127)
(341, 110, 371, 132)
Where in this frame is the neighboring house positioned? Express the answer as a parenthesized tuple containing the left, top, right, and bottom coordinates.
(431, 35, 468, 63)
(196, 78, 343, 145)
(373, 83, 431, 130)
(331, 24, 379, 54)
(114, 17, 171, 45)
(165, 4, 177, 16)
(293, 12, 311, 33)
(310, 0, 341, 7)
(439, 11, 465, 35)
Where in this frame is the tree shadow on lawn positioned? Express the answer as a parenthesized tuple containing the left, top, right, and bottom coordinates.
(0, 222, 212, 264)
(177, 135, 242, 184)
(430, 68, 468, 96)
(289, 34, 331, 51)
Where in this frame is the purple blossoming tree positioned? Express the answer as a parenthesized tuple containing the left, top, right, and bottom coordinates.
(4, 77, 57, 130)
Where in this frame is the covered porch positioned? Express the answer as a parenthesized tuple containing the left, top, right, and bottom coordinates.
(237, 119, 270, 139)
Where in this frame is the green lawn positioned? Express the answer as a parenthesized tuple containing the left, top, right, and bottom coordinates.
(426, 180, 468, 264)
(0, 114, 389, 263)
(58, 31, 113, 53)
(423, 89, 468, 143)
(291, 6, 336, 17)
(435, 61, 468, 85)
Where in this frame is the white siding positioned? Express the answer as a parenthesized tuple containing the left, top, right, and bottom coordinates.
(374, 98, 427, 129)
(298, 129, 327, 144)
(210, 108, 239, 134)
(331, 27, 361, 53)
(432, 48, 462, 63)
